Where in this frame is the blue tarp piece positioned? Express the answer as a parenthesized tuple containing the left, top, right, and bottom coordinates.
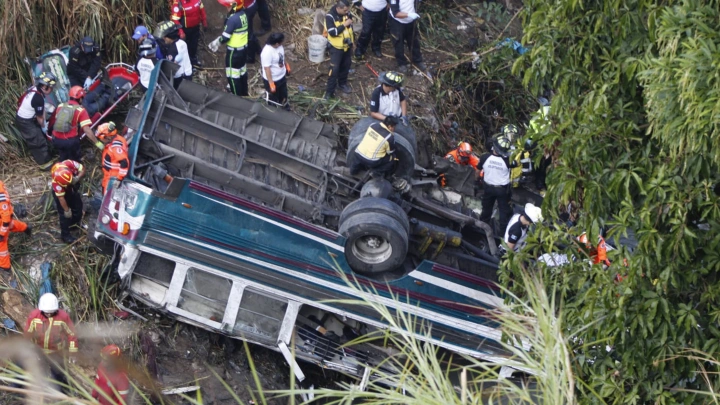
(3, 319, 16, 330)
(39, 261, 53, 296)
(498, 38, 529, 55)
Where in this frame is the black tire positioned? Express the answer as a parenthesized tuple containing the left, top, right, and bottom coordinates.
(339, 211, 409, 275)
(339, 197, 410, 235)
(392, 123, 417, 153)
(392, 135, 416, 180)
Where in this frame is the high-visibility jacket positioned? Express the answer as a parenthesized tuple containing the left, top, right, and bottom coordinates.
(220, 9, 249, 50)
(171, 0, 208, 29)
(50, 100, 92, 140)
(579, 233, 610, 266)
(325, 7, 354, 51)
(0, 181, 28, 270)
(356, 123, 395, 161)
(24, 309, 79, 354)
(445, 149, 480, 171)
(101, 137, 129, 193)
(91, 363, 131, 405)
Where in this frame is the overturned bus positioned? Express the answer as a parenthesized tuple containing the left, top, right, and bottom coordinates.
(94, 61, 517, 383)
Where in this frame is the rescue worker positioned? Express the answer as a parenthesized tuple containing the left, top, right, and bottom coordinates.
(352, 0, 389, 60)
(131, 25, 163, 59)
(478, 135, 515, 233)
(209, 2, 249, 96)
(51, 160, 86, 244)
(49, 86, 103, 162)
(529, 104, 552, 193)
(501, 124, 528, 188)
(14, 72, 56, 168)
(445, 142, 480, 170)
(350, 115, 399, 176)
(243, 0, 264, 64)
(255, 0, 272, 35)
(369, 71, 408, 125)
(91, 345, 131, 405)
(504, 203, 542, 251)
(388, 0, 425, 73)
(578, 232, 611, 266)
(170, 0, 208, 67)
(0, 181, 32, 272)
(24, 293, 79, 387)
(97, 122, 129, 194)
(136, 39, 157, 91)
(67, 36, 102, 89)
(156, 21, 193, 89)
(324, 0, 354, 99)
(261, 33, 291, 109)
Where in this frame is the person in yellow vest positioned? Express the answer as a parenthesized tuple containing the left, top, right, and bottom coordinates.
(350, 116, 399, 177)
(324, 0, 354, 99)
(209, 1, 249, 96)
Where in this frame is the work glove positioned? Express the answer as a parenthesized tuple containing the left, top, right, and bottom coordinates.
(95, 141, 104, 150)
(285, 62, 291, 74)
(400, 116, 409, 126)
(408, 12, 420, 20)
(179, 28, 186, 40)
(269, 81, 276, 93)
(209, 37, 222, 53)
(63, 210, 72, 219)
(83, 77, 93, 89)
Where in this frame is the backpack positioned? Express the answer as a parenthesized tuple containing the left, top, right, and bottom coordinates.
(53, 104, 79, 133)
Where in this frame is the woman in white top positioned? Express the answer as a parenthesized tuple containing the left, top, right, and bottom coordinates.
(260, 33, 291, 110)
(157, 21, 193, 89)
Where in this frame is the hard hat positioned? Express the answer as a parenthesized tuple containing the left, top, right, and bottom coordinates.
(53, 166, 74, 187)
(69, 86, 86, 100)
(456, 142, 472, 157)
(36, 72, 57, 87)
(578, 232, 588, 245)
(379, 71, 404, 88)
(218, 0, 243, 8)
(101, 344, 122, 359)
(139, 38, 156, 57)
(492, 135, 511, 157)
(155, 21, 179, 39)
(38, 293, 59, 312)
(502, 124, 518, 140)
(80, 36, 96, 53)
(524, 203, 543, 224)
(96, 122, 118, 141)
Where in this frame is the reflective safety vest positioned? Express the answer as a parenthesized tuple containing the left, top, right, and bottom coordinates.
(92, 363, 131, 405)
(24, 309, 79, 354)
(325, 8, 354, 51)
(356, 123, 395, 161)
(101, 137, 129, 192)
(0, 181, 14, 234)
(221, 10, 249, 50)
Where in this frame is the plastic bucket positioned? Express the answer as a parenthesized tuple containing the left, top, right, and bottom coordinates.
(307, 35, 327, 63)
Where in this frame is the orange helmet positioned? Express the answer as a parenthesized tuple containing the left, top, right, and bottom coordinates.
(69, 86, 86, 100)
(101, 344, 122, 359)
(52, 166, 74, 187)
(457, 142, 472, 157)
(96, 122, 118, 141)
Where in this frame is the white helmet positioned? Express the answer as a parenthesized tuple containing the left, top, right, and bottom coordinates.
(524, 203, 543, 224)
(38, 293, 59, 312)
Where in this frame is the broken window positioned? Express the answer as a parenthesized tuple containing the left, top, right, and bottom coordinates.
(177, 268, 232, 322)
(134, 253, 175, 285)
(234, 289, 287, 341)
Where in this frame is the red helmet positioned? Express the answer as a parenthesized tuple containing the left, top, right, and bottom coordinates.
(96, 122, 118, 141)
(101, 344, 122, 359)
(69, 86, 86, 100)
(52, 167, 74, 187)
(218, 0, 243, 9)
(457, 142, 472, 157)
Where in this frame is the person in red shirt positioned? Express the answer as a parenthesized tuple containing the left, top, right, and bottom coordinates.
(49, 86, 103, 162)
(24, 293, 79, 388)
(96, 122, 129, 194)
(0, 180, 31, 271)
(578, 232, 611, 267)
(51, 160, 86, 244)
(92, 344, 131, 405)
(170, 0, 208, 67)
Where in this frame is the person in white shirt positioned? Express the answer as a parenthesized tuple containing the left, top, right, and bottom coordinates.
(156, 21, 193, 89)
(351, 0, 389, 59)
(388, 0, 425, 73)
(260, 33, 291, 110)
(136, 39, 157, 92)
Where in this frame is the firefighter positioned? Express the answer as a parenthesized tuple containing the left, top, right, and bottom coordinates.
(67, 36, 102, 89)
(209, 2, 250, 96)
(97, 122, 129, 194)
(478, 135, 516, 233)
(445, 142, 480, 171)
(504, 203, 542, 251)
(0, 181, 32, 272)
(324, 0, 355, 99)
(51, 160, 86, 244)
(49, 86, 103, 162)
(91, 345, 131, 405)
(369, 71, 408, 124)
(501, 124, 528, 188)
(15, 72, 56, 168)
(170, 0, 208, 67)
(24, 293, 79, 387)
(578, 232, 611, 267)
(350, 115, 399, 176)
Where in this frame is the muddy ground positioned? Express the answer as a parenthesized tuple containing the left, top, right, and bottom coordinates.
(0, 0, 522, 403)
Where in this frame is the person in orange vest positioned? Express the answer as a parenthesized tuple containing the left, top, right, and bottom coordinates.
(445, 142, 481, 170)
(0, 181, 32, 272)
(578, 232, 611, 266)
(170, 0, 208, 67)
(51, 160, 86, 244)
(91, 344, 131, 405)
(24, 293, 79, 387)
(97, 122, 129, 194)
